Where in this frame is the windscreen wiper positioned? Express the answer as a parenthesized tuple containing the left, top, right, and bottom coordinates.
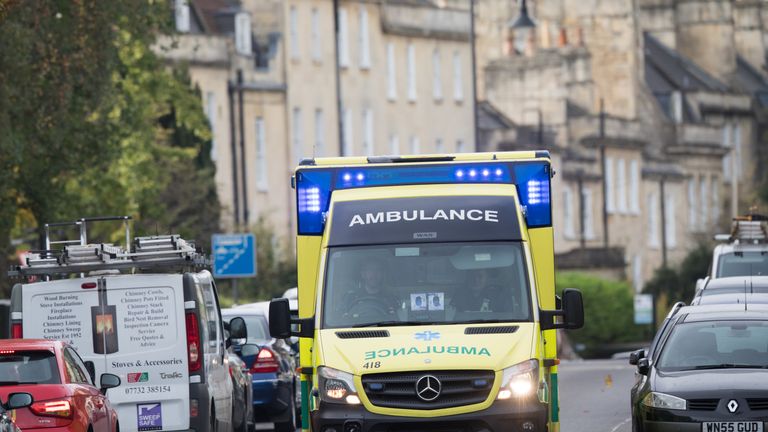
(457, 319, 514, 324)
(352, 320, 438, 328)
(689, 364, 759, 370)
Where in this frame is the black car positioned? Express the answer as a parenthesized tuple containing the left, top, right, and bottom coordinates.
(630, 303, 768, 432)
(0, 393, 32, 432)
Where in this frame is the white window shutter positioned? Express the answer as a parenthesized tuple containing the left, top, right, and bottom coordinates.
(563, 187, 575, 239)
(311, 9, 321, 61)
(583, 188, 594, 239)
(175, 0, 190, 33)
(629, 159, 639, 213)
(314, 109, 324, 157)
(409, 136, 420, 154)
(664, 190, 676, 249)
(648, 192, 659, 248)
(617, 158, 627, 213)
(688, 179, 697, 231)
(256, 117, 267, 190)
(432, 50, 442, 101)
(605, 156, 615, 213)
(387, 43, 397, 100)
(235, 12, 252, 55)
(359, 7, 371, 69)
(452, 51, 463, 101)
(289, 6, 299, 59)
(338, 8, 349, 67)
(292, 108, 303, 164)
(342, 108, 353, 156)
(363, 109, 374, 156)
(407, 44, 417, 101)
(205, 92, 216, 161)
(389, 134, 399, 154)
(700, 176, 709, 228)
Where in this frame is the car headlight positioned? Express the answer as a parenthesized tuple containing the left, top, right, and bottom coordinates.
(317, 366, 360, 405)
(642, 392, 687, 410)
(498, 359, 539, 399)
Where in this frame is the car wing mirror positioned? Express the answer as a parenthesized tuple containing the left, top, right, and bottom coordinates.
(100, 373, 121, 394)
(239, 343, 261, 368)
(227, 317, 248, 348)
(5, 393, 33, 410)
(629, 349, 646, 366)
(637, 358, 650, 375)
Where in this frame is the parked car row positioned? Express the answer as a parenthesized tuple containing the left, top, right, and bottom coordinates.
(629, 215, 768, 431)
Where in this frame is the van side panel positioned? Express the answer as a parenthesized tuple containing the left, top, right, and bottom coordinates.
(20, 275, 191, 432)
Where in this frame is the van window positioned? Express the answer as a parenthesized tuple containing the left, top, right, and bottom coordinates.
(0, 350, 61, 385)
(717, 252, 768, 277)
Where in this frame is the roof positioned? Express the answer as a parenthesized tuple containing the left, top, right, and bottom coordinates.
(733, 55, 768, 107)
(692, 292, 768, 306)
(676, 303, 768, 322)
(644, 32, 729, 93)
(555, 247, 625, 270)
(477, 101, 515, 131)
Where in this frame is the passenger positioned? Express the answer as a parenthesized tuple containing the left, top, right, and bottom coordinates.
(455, 268, 513, 312)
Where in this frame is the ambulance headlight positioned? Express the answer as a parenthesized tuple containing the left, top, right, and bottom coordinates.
(318, 367, 359, 404)
(498, 359, 539, 399)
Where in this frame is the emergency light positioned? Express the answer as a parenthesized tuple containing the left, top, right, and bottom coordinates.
(296, 161, 552, 235)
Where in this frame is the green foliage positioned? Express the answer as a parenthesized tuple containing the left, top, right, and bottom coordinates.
(0, 1, 220, 294)
(556, 272, 647, 358)
(643, 243, 712, 309)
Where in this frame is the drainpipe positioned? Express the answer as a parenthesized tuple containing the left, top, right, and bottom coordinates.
(237, 69, 249, 226)
(578, 174, 586, 249)
(660, 177, 668, 268)
(333, 0, 345, 156)
(599, 98, 609, 248)
(228, 79, 240, 228)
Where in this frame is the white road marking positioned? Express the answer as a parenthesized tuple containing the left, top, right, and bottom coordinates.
(610, 417, 631, 432)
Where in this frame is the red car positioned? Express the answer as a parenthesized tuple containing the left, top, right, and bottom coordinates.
(0, 340, 120, 432)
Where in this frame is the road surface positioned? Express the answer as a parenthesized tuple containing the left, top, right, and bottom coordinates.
(559, 359, 637, 432)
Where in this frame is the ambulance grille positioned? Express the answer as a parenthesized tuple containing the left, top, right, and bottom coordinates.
(335, 330, 390, 339)
(362, 370, 494, 410)
(464, 326, 518, 335)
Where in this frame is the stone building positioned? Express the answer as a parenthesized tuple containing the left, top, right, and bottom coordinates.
(474, 0, 768, 287)
(156, 0, 473, 242)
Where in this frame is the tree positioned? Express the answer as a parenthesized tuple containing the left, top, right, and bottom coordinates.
(643, 243, 712, 310)
(0, 1, 220, 293)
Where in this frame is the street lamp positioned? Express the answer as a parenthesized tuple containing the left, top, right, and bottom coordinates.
(509, 0, 536, 55)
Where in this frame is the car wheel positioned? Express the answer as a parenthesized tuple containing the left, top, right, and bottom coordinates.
(274, 395, 296, 432)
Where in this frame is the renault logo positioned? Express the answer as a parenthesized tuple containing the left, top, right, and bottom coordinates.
(727, 399, 739, 413)
(415, 375, 441, 401)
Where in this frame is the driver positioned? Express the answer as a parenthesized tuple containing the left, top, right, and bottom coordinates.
(455, 268, 513, 312)
(346, 261, 399, 316)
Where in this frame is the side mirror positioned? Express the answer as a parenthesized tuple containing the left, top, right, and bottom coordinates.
(629, 349, 646, 366)
(5, 393, 33, 410)
(540, 289, 584, 330)
(637, 358, 650, 375)
(100, 373, 121, 393)
(562, 289, 584, 329)
(84, 361, 96, 384)
(228, 317, 248, 346)
(270, 299, 292, 339)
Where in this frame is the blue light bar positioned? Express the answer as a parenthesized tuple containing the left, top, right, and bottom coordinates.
(296, 162, 552, 235)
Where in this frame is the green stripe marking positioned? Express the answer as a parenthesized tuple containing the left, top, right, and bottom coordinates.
(301, 379, 310, 430)
(551, 372, 559, 423)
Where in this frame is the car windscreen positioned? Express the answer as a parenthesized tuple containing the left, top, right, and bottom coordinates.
(223, 315, 270, 341)
(322, 242, 532, 328)
(0, 350, 60, 385)
(657, 320, 768, 371)
(717, 252, 768, 277)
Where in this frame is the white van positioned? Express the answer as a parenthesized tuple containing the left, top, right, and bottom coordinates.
(8, 217, 245, 432)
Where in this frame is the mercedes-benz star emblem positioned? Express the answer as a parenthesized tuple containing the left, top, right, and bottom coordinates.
(727, 399, 739, 413)
(415, 375, 441, 401)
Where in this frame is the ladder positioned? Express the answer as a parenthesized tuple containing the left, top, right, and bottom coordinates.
(715, 214, 768, 244)
(9, 216, 209, 280)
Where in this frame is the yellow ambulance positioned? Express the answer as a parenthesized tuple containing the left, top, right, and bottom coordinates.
(269, 151, 584, 432)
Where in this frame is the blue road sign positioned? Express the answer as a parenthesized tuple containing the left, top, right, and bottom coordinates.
(212, 233, 256, 278)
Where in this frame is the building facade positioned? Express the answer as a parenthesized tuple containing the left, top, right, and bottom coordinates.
(158, 0, 473, 242)
(475, 0, 767, 287)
